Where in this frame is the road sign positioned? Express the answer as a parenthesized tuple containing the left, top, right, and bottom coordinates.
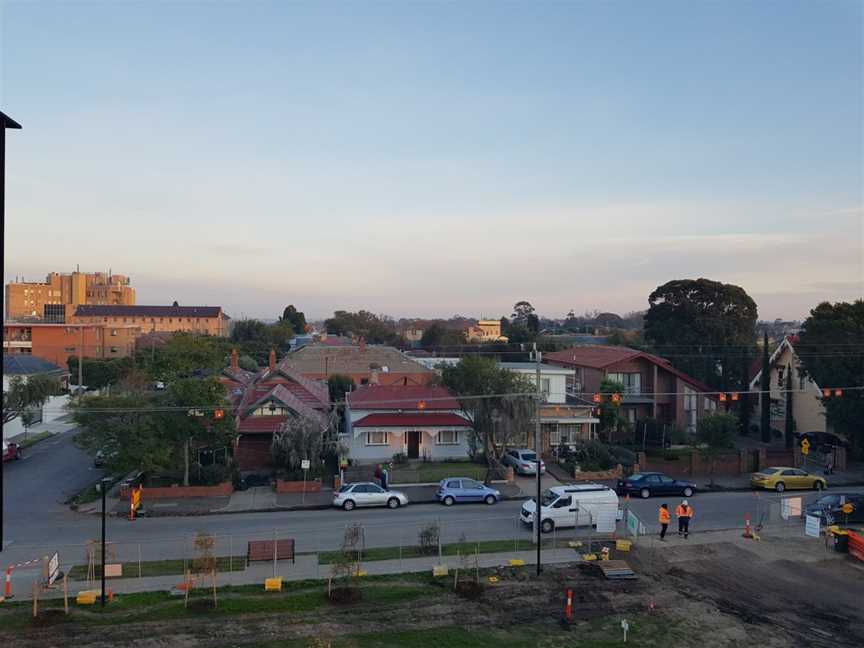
(594, 509, 617, 534)
(626, 511, 639, 537)
(801, 438, 810, 456)
(805, 514, 821, 538)
(781, 497, 802, 520)
(46, 552, 60, 585)
(301, 459, 311, 470)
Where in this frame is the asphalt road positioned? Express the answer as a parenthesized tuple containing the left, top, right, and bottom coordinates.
(3, 435, 863, 568)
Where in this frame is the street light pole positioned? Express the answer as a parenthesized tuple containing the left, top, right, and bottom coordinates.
(534, 342, 542, 576)
(100, 477, 110, 607)
(0, 110, 23, 554)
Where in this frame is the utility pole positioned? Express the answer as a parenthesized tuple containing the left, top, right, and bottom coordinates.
(100, 477, 110, 607)
(78, 326, 84, 399)
(533, 342, 543, 576)
(0, 110, 23, 554)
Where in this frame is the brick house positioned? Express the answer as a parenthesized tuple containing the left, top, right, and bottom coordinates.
(544, 346, 719, 436)
(221, 349, 330, 471)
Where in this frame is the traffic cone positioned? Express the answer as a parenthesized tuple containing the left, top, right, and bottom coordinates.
(4, 565, 13, 599)
(743, 514, 753, 539)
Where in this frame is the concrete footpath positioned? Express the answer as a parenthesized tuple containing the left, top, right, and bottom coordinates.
(23, 548, 579, 600)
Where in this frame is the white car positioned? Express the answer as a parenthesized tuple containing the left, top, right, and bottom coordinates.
(502, 448, 546, 475)
(333, 482, 409, 511)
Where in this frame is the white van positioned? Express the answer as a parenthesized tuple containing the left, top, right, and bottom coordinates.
(520, 484, 620, 533)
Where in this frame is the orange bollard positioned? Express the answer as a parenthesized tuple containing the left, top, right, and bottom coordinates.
(565, 588, 573, 622)
(4, 565, 13, 599)
(108, 589, 114, 603)
(743, 514, 753, 539)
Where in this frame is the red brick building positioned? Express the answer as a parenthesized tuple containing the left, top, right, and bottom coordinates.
(220, 349, 330, 471)
(545, 346, 719, 435)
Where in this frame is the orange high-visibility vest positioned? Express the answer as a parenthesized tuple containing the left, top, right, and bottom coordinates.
(659, 508, 671, 524)
(676, 505, 693, 518)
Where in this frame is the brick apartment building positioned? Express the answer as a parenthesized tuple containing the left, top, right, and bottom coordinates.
(544, 346, 719, 435)
(71, 305, 230, 337)
(5, 270, 135, 321)
(3, 322, 140, 368)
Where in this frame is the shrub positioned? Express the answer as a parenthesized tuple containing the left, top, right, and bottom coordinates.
(195, 463, 229, 486)
(572, 441, 614, 471)
(392, 452, 408, 465)
(418, 521, 440, 556)
(609, 446, 636, 467)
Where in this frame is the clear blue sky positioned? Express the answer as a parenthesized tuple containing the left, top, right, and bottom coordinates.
(2, 1, 862, 321)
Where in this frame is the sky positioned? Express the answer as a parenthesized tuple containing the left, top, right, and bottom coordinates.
(2, 0, 862, 322)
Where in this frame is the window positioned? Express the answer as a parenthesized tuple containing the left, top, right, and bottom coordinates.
(110, 347, 119, 353)
(606, 372, 641, 394)
(540, 377, 551, 395)
(111, 329, 118, 336)
(777, 366, 785, 388)
(462, 479, 483, 489)
(361, 378, 369, 385)
(437, 430, 459, 445)
(65, 346, 75, 353)
(445, 480, 461, 489)
(366, 431, 388, 445)
(551, 424, 581, 445)
(704, 397, 716, 412)
(553, 496, 572, 508)
(799, 370, 806, 391)
(683, 386, 697, 432)
(253, 405, 289, 416)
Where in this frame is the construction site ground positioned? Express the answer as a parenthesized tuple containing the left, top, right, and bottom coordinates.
(2, 529, 862, 648)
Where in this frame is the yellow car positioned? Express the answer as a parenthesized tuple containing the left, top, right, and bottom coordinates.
(750, 467, 827, 492)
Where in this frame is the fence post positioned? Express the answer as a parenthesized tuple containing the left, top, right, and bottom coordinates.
(138, 543, 142, 579)
(437, 518, 442, 560)
(229, 536, 233, 573)
(272, 528, 277, 578)
(399, 527, 403, 570)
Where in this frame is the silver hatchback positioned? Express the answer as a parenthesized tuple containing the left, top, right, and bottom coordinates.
(332, 482, 409, 511)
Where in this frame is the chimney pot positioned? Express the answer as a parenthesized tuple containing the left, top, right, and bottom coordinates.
(359, 337, 366, 352)
(269, 349, 277, 371)
(231, 348, 239, 370)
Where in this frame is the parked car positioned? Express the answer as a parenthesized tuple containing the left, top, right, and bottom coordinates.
(2, 441, 21, 462)
(805, 493, 864, 525)
(437, 478, 501, 506)
(616, 472, 695, 499)
(520, 484, 620, 533)
(750, 467, 827, 492)
(502, 448, 546, 475)
(333, 482, 409, 511)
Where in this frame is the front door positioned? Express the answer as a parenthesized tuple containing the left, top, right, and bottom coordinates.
(407, 431, 421, 459)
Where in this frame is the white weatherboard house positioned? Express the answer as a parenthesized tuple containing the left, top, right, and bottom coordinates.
(344, 385, 473, 463)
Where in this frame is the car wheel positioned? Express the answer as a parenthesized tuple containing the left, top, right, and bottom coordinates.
(640, 488, 651, 499)
(683, 487, 694, 497)
(814, 480, 825, 491)
(541, 519, 554, 534)
(387, 497, 400, 509)
(342, 499, 355, 511)
(443, 496, 455, 507)
(484, 495, 496, 505)
(775, 482, 785, 493)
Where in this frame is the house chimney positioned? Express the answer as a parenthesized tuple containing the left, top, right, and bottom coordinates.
(359, 337, 366, 353)
(269, 349, 277, 371)
(370, 368, 379, 385)
(231, 348, 239, 371)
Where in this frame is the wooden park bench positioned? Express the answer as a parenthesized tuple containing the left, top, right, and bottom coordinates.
(247, 539, 295, 566)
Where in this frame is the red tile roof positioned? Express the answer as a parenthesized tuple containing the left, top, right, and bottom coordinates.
(353, 413, 472, 428)
(238, 416, 286, 434)
(546, 346, 716, 396)
(348, 385, 460, 410)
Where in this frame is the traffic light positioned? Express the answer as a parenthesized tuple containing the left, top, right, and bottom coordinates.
(611, 393, 622, 404)
(592, 393, 602, 404)
(213, 409, 225, 420)
(719, 393, 727, 402)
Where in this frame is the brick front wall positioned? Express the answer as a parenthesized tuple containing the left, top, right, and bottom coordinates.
(276, 479, 322, 493)
(121, 482, 233, 499)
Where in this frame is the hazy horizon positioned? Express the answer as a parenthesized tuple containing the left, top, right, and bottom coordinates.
(3, 1, 862, 322)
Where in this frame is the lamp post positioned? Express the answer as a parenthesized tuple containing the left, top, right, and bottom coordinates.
(99, 477, 111, 607)
(0, 110, 23, 554)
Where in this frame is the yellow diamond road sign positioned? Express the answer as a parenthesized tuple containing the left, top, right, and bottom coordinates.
(842, 503, 854, 515)
(801, 438, 810, 449)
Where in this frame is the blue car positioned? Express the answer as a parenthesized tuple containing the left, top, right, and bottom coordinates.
(437, 477, 501, 506)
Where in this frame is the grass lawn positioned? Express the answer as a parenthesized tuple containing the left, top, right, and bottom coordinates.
(67, 555, 247, 580)
(318, 538, 568, 564)
(390, 462, 488, 484)
(240, 615, 681, 647)
(16, 431, 53, 449)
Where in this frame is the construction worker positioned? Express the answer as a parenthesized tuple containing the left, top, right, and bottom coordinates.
(676, 500, 694, 538)
(658, 503, 671, 540)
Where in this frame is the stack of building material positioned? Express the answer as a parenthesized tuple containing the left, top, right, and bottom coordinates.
(597, 560, 637, 580)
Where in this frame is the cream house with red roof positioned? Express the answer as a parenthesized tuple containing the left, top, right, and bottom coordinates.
(221, 349, 330, 471)
(344, 385, 473, 463)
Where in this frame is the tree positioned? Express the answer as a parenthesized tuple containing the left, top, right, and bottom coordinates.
(68, 357, 134, 390)
(327, 374, 355, 403)
(739, 353, 753, 435)
(511, 301, 535, 324)
(797, 300, 864, 456)
(441, 357, 536, 481)
(760, 331, 771, 443)
(499, 316, 511, 337)
(138, 333, 230, 381)
(506, 324, 535, 345)
(696, 412, 738, 483)
(324, 310, 400, 345)
(420, 323, 466, 349)
(598, 379, 629, 442)
(271, 412, 340, 480)
(784, 364, 794, 449)
(2, 374, 60, 425)
(280, 305, 307, 334)
(159, 378, 236, 486)
(643, 278, 758, 389)
(237, 354, 258, 372)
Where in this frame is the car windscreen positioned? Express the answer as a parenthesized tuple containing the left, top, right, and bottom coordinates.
(627, 474, 644, 481)
(522, 452, 537, 462)
(541, 489, 558, 507)
(338, 484, 353, 493)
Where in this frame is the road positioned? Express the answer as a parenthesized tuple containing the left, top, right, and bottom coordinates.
(3, 435, 862, 568)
